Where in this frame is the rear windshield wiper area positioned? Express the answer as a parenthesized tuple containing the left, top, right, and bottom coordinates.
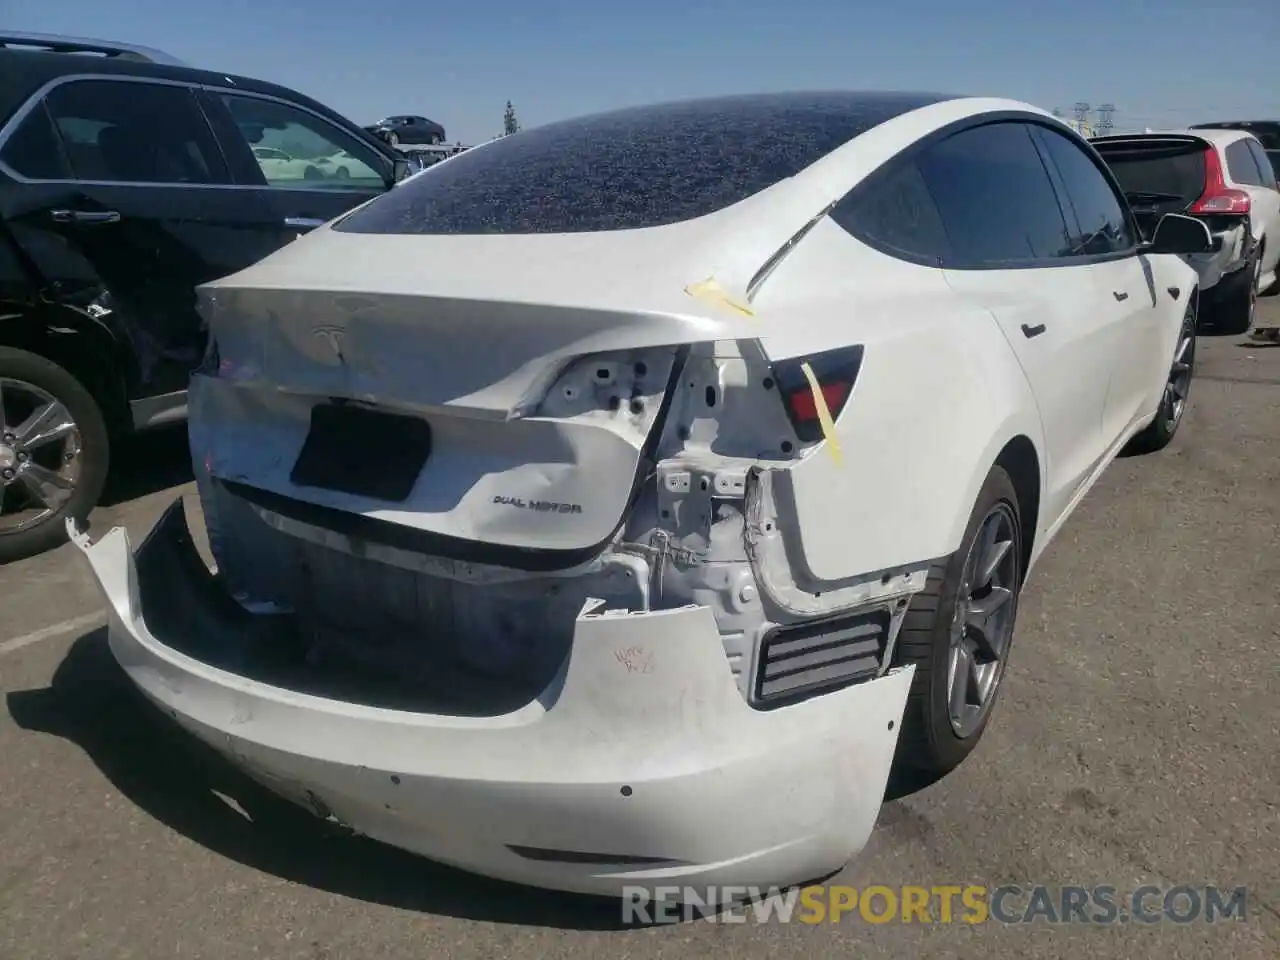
(1125, 191, 1186, 204)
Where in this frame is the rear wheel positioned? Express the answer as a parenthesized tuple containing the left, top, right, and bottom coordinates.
(0, 347, 110, 564)
(1209, 255, 1259, 335)
(892, 466, 1023, 777)
(1126, 305, 1196, 454)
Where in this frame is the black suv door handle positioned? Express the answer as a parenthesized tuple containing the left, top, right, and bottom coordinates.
(1021, 322, 1047, 339)
(1113, 290, 1129, 301)
(50, 209, 121, 225)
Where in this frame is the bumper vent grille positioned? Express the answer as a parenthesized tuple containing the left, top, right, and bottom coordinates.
(753, 610, 891, 706)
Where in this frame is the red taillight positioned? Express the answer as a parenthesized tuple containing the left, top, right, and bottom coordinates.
(1188, 147, 1252, 215)
(785, 380, 852, 424)
(770, 345, 864, 444)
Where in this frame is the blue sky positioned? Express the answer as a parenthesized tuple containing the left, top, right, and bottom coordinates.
(8, 0, 1277, 144)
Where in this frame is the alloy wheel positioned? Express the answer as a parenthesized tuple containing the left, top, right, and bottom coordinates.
(946, 502, 1020, 738)
(1162, 317, 1196, 432)
(0, 378, 83, 535)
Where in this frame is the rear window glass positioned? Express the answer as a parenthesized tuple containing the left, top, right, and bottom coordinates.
(334, 91, 953, 235)
(1093, 143, 1206, 203)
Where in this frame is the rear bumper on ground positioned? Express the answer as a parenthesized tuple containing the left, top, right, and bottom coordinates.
(68, 503, 913, 897)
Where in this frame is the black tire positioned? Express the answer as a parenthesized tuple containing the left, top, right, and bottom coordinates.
(892, 466, 1024, 777)
(386, 131, 399, 147)
(1209, 255, 1258, 335)
(0, 347, 110, 564)
(1126, 304, 1196, 454)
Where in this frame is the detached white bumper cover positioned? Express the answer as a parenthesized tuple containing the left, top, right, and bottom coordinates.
(68, 504, 913, 897)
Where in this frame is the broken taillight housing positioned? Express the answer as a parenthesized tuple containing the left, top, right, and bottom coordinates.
(770, 344, 864, 444)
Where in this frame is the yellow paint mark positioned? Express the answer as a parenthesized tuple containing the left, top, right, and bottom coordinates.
(800, 361, 844, 466)
(684, 276, 755, 317)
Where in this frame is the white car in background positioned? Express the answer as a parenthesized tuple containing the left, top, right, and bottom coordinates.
(311, 149, 377, 179)
(249, 145, 314, 180)
(252, 146, 379, 183)
(1092, 128, 1280, 335)
(71, 92, 1211, 897)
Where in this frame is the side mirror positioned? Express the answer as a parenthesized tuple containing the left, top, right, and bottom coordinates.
(392, 157, 412, 182)
(1145, 213, 1214, 255)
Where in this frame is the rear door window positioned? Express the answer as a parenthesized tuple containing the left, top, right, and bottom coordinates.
(1225, 140, 1266, 186)
(1033, 126, 1137, 255)
(217, 93, 388, 190)
(915, 121, 1072, 266)
(0, 102, 71, 180)
(41, 79, 229, 184)
(1245, 140, 1276, 185)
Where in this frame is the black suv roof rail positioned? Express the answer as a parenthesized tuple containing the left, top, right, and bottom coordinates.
(0, 30, 186, 66)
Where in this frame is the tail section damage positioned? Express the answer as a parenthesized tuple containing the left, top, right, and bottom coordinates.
(185, 326, 928, 715)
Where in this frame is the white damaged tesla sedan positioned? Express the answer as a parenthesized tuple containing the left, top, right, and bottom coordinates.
(68, 91, 1212, 896)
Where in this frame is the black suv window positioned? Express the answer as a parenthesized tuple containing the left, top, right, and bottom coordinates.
(42, 79, 227, 185)
(1225, 139, 1266, 186)
(830, 158, 950, 263)
(1034, 126, 1136, 255)
(0, 103, 71, 179)
(916, 121, 1071, 266)
(219, 93, 387, 190)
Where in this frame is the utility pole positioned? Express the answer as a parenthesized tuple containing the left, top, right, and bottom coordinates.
(1096, 103, 1115, 135)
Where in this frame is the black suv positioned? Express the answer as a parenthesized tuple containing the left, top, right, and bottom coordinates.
(0, 33, 420, 562)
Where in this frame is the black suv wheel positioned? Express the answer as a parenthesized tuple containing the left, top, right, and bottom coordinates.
(0, 347, 110, 564)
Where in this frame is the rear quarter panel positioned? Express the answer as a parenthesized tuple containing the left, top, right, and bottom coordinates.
(749, 219, 1046, 581)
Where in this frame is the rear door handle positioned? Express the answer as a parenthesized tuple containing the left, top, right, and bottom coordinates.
(284, 216, 326, 229)
(1021, 323, 1047, 339)
(50, 209, 121, 225)
(1113, 290, 1129, 301)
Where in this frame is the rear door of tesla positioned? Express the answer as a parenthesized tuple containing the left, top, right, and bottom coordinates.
(920, 119, 1116, 525)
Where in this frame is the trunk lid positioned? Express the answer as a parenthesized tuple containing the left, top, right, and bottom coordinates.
(193, 222, 772, 564)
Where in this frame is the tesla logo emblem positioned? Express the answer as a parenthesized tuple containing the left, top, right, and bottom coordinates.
(313, 326, 346, 362)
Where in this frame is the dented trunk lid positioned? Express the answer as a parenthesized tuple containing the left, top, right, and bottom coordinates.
(192, 224, 764, 562)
